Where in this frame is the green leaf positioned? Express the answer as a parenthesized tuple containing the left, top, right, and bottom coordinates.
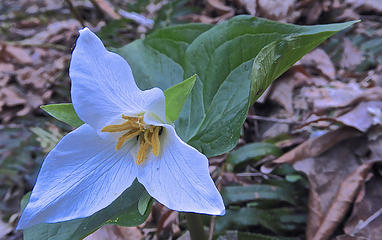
(164, 74, 196, 123)
(221, 231, 300, 240)
(116, 40, 184, 91)
(226, 142, 282, 171)
(177, 16, 358, 157)
(115, 16, 357, 156)
(186, 61, 252, 156)
(250, 20, 359, 104)
(221, 184, 299, 206)
(215, 207, 306, 235)
(145, 23, 212, 66)
(41, 104, 84, 128)
(137, 191, 152, 216)
(23, 180, 152, 240)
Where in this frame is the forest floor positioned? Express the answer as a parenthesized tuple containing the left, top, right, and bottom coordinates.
(1, 0, 382, 239)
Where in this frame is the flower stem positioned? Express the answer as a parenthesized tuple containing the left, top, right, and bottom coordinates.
(185, 213, 207, 240)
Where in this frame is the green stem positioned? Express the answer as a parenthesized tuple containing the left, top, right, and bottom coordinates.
(185, 213, 207, 240)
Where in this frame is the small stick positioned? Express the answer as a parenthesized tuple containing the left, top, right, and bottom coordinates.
(64, 0, 85, 27)
(247, 115, 301, 125)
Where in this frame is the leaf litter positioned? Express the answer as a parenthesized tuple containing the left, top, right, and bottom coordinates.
(1, 0, 382, 239)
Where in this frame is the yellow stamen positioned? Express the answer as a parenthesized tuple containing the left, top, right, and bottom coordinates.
(101, 121, 136, 132)
(152, 127, 160, 156)
(115, 130, 141, 150)
(102, 114, 162, 164)
(137, 136, 150, 165)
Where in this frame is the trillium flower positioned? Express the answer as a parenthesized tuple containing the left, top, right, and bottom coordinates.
(18, 28, 225, 229)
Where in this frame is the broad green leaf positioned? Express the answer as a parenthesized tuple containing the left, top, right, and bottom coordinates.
(221, 231, 300, 240)
(22, 180, 152, 240)
(221, 184, 298, 206)
(164, 74, 196, 123)
(41, 104, 83, 128)
(187, 61, 252, 156)
(226, 142, 282, 171)
(215, 207, 306, 235)
(115, 23, 210, 92)
(177, 16, 358, 157)
(116, 40, 183, 91)
(114, 16, 357, 156)
(250, 20, 359, 104)
(145, 23, 212, 66)
(137, 191, 152, 216)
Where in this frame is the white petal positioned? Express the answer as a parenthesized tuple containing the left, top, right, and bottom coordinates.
(70, 28, 165, 130)
(137, 125, 225, 215)
(17, 124, 137, 229)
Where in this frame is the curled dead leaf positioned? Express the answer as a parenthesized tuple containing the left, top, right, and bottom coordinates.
(337, 101, 382, 132)
(272, 127, 361, 165)
(84, 225, 142, 240)
(300, 48, 336, 79)
(312, 163, 373, 240)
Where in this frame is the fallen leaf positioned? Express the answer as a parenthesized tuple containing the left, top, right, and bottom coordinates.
(272, 127, 361, 165)
(348, 0, 382, 14)
(300, 48, 336, 79)
(90, 0, 121, 20)
(0, 214, 13, 239)
(340, 38, 363, 70)
(341, 175, 382, 239)
(3, 45, 33, 64)
(257, 0, 299, 22)
(236, 0, 257, 15)
(20, 19, 81, 45)
(84, 225, 142, 240)
(304, 85, 382, 112)
(337, 101, 382, 132)
(1, 87, 26, 106)
(269, 73, 295, 114)
(312, 163, 373, 240)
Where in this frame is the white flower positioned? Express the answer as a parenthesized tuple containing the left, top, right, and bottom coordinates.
(18, 28, 225, 229)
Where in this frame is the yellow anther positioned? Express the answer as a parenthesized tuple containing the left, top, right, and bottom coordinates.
(115, 130, 141, 150)
(152, 127, 160, 156)
(102, 114, 162, 164)
(101, 121, 135, 132)
(136, 137, 150, 165)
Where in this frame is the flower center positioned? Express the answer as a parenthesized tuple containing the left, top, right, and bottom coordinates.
(101, 114, 162, 165)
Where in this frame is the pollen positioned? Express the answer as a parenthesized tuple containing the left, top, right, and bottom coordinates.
(101, 114, 162, 165)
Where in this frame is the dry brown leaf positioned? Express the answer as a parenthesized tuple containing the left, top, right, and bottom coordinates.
(341, 175, 382, 239)
(257, 0, 299, 22)
(236, 0, 257, 15)
(347, 0, 382, 14)
(288, 135, 374, 239)
(312, 163, 373, 240)
(3, 45, 33, 64)
(340, 38, 363, 70)
(269, 74, 295, 114)
(90, 0, 121, 20)
(304, 85, 382, 112)
(0, 63, 14, 72)
(84, 225, 142, 240)
(0, 214, 13, 239)
(300, 48, 336, 79)
(1, 87, 26, 106)
(337, 101, 382, 132)
(207, 0, 233, 13)
(272, 127, 361, 165)
(20, 19, 81, 45)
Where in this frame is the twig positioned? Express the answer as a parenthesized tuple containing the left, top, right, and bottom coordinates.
(90, 0, 121, 20)
(1, 41, 68, 51)
(118, 9, 154, 28)
(64, 0, 86, 27)
(247, 115, 302, 125)
(351, 208, 382, 236)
